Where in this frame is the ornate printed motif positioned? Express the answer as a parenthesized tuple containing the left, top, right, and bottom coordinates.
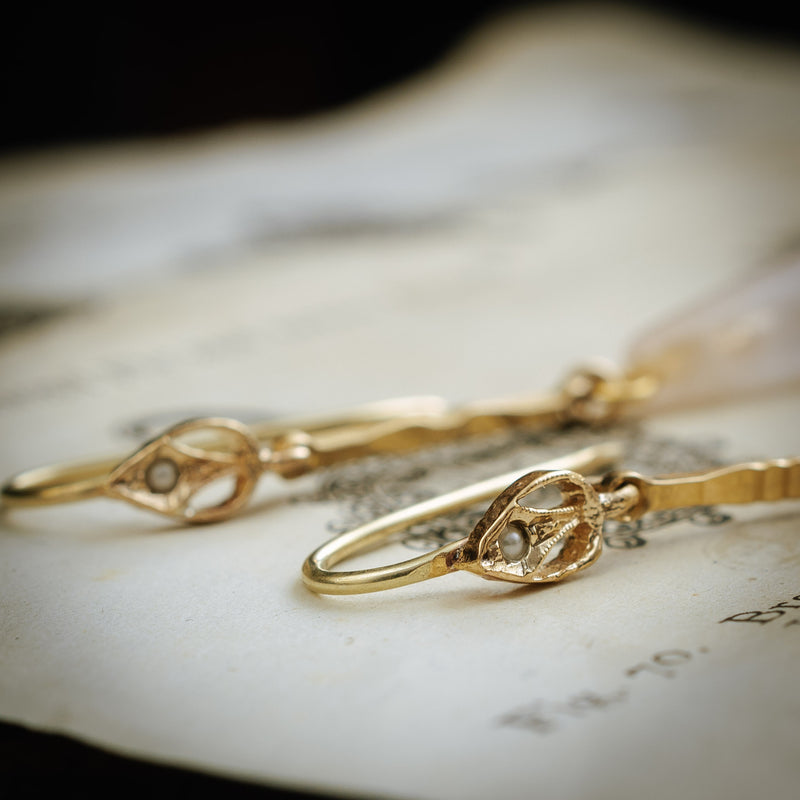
(301, 425, 730, 550)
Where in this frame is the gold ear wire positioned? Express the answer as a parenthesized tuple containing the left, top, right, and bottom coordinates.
(1, 370, 648, 524)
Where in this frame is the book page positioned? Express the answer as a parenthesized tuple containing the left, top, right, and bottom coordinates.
(1, 8, 799, 799)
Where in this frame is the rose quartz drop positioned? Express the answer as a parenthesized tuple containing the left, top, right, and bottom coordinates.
(627, 253, 800, 413)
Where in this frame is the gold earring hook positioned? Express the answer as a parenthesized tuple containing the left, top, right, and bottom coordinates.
(2, 371, 651, 523)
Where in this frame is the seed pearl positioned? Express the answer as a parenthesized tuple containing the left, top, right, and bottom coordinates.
(145, 458, 179, 494)
(499, 527, 528, 561)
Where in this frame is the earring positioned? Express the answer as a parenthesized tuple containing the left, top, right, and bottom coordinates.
(302, 444, 800, 595)
(4, 254, 798, 523)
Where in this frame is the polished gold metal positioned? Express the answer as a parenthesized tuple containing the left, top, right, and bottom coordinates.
(1, 397, 442, 523)
(2, 368, 653, 523)
(302, 450, 800, 595)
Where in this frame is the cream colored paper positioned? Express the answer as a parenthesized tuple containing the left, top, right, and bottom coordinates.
(1, 8, 800, 799)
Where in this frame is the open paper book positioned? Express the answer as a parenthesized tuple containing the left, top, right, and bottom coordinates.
(1, 8, 799, 799)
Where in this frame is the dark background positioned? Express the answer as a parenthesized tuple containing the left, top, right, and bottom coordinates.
(1, 1, 798, 797)
(1, 1, 798, 154)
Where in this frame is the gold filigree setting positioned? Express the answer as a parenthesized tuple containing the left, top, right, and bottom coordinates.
(106, 418, 262, 522)
(459, 470, 605, 583)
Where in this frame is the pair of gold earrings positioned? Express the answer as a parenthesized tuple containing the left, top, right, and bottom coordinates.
(4, 362, 798, 596)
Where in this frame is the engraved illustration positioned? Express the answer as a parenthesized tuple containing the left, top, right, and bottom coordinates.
(299, 425, 731, 550)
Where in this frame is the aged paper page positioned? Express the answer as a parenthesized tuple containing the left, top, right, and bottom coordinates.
(1, 9, 799, 800)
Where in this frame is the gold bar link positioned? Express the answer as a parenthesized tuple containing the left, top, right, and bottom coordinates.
(604, 457, 800, 521)
(306, 392, 567, 470)
(294, 368, 655, 474)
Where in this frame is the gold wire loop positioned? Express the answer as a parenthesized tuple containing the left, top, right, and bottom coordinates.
(1, 457, 118, 507)
(559, 367, 621, 425)
(558, 363, 657, 425)
(302, 443, 623, 594)
(266, 431, 320, 480)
